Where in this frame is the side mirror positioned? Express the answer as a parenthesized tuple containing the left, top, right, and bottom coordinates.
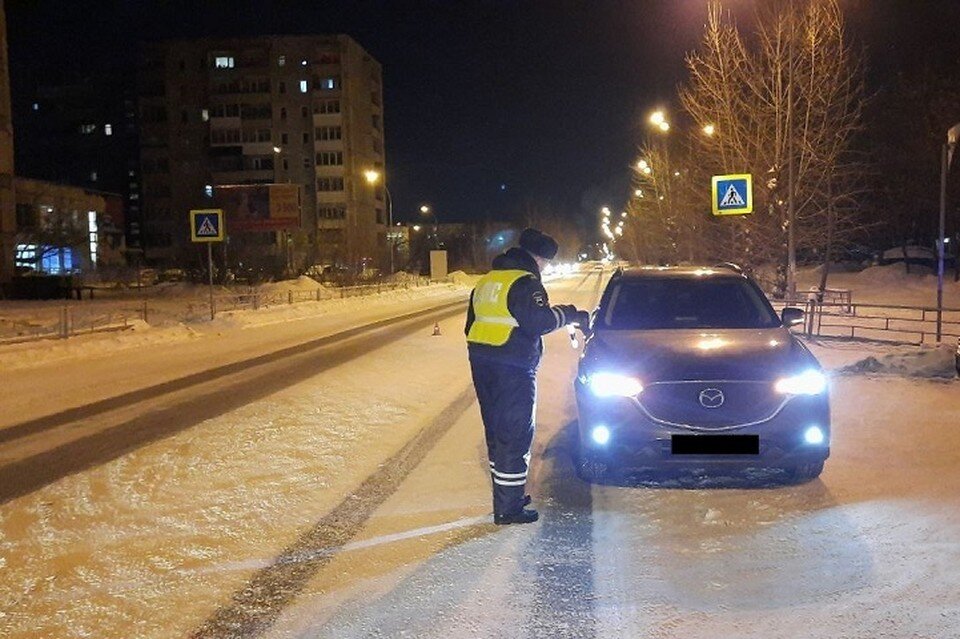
(781, 307, 805, 327)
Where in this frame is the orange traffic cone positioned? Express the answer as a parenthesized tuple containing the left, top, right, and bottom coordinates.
(432, 322, 441, 336)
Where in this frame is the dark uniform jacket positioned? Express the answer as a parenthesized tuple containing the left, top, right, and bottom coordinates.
(465, 247, 569, 371)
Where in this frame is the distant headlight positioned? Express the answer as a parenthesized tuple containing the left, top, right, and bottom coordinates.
(588, 372, 644, 398)
(775, 369, 827, 395)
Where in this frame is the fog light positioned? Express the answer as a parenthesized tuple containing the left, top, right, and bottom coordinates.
(591, 425, 611, 445)
(804, 426, 825, 445)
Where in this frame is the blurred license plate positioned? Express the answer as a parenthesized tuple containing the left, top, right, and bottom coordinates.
(671, 434, 759, 455)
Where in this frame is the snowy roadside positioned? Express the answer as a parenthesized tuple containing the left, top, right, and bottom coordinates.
(0, 282, 469, 373)
(803, 337, 958, 380)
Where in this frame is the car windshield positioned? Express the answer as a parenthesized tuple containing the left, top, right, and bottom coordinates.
(602, 276, 781, 330)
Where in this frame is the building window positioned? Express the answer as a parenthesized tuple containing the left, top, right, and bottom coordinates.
(201, 109, 210, 122)
(316, 177, 344, 191)
(301, 106, 309, 118)
(15, 203, 35, 227)
(279, 81, 286, 94)
(79, 124, 96, 134)
(299, 80, 308, 93)
(318, 52, 340, 64)
(315, 151, 343, 166)
(318, 205, 347, 220)
(302, 132, 310, 144)
(280, 107, 287, 120)
(204, 184, 214, 198)
(32, 102, 39, 111)
(251, 156, 274, 170)
(104, 124, 113, 136)
(181, 110, 189, 123)
(90, 171, 98, 182)
(211, 128, 241, 144)
(278, 55, 286, 66)
(303, 157, 311, 169)
(281, 133, 288, 144)
(314, 76, 338, 91)
(282, 158, 289, 170)
(214, 56, 235, 69)
(88, 211, 99, 266)
(315, 126, 342, 141)
(314, 99, 341, 115)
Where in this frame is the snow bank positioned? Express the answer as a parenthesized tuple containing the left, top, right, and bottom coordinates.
(449, 271, 480, 286)
(257, 276, 334, 299)
(797, 264, 960, 307)
(836, 344, 956, 379)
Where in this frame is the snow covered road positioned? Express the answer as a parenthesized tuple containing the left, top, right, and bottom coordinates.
(2, 270, 960, 638)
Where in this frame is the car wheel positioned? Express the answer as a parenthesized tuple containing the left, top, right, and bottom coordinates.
(789, 461, 824, 482)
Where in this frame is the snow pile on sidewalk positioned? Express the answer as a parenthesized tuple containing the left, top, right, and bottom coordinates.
(836, 344, 957, 379)
(258, 275, 335, 299)
(449, 271, 480, 286)
(798, 263, 960, 307)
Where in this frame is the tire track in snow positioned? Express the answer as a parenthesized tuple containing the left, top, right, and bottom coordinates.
(0, 302, 465, 503)
(190, 387, 478, 639)
(0, 300, 465, 446)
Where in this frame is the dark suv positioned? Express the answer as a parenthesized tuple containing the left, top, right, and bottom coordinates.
(575, 266, 830, 482)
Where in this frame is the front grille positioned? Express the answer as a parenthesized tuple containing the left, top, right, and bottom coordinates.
(637, 381, 784, 430)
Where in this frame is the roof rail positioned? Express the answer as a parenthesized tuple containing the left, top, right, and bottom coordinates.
(612, 266, 624, 278)
(713, 262, 744, 274)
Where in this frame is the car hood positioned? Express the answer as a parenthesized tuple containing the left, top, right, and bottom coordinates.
(583, 328, 817, 382)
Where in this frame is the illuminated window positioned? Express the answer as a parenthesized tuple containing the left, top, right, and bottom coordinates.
(79, 124, 96, 134)
(204, 184, 214, 198)
(299, 80, 308, 93)
(201, 109, 209, 122)
(90, 171, 98, 182)
(214, 56, 235, 69)
(88, 211, 99, 266)
(278, 55, 286, 66)
(104, 123, 113, 136)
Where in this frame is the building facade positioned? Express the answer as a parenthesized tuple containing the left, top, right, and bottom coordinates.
(139, 35, 386, 271)
(0, 0, 16, 285)
(14, 74, 141, 251)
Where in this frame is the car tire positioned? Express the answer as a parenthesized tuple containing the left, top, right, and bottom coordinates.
(789, 461, 824, 482)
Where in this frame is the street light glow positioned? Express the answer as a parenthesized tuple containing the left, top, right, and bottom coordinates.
(703, 123, 716, 137)
(364, 169, 381, 184)
(420, 205, 430, 214)
(601, 206, 611, 215)
(637, 159, 649, 171)
(643, 166, 652, 175)
(635, 189, 644, 197)
(412, 224, 421, 231)
(621, 211, 628, 218)
(658, 121, 670, 132)
(649, 110, 665, 126)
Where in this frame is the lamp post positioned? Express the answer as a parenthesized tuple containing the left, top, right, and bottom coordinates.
(937, 123, 960, 341)
(364, 169, 394, 273)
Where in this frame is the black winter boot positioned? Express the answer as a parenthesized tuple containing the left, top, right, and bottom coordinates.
(494, 508, 539, 525)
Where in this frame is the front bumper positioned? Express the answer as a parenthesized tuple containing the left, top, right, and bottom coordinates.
(575, 381, 830, 469)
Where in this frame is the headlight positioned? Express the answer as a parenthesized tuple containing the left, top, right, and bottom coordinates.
(588, 372, 643, 398)
(775, 369, 827, 395)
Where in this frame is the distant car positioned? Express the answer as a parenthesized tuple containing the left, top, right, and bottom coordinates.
(575, 266, 830, 482)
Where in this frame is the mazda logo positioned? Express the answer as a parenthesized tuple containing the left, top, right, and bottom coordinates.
(698, 388, 725, 409)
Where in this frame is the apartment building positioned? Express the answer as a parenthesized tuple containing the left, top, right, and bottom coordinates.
(138, 34, 386, 270)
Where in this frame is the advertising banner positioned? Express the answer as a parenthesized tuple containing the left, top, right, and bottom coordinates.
(215, 184, 301, 232)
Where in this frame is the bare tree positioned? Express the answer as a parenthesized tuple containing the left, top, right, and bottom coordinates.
(629, 0, 868, 294)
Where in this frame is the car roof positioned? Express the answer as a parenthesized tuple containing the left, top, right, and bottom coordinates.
(613, 265, 748, 280)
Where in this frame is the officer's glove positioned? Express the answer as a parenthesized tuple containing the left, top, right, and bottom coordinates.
(570, 309, 591, 332)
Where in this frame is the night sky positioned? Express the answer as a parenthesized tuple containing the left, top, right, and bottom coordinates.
(6, 0, 960, 228)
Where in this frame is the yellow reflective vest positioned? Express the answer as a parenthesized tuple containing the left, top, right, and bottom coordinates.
(466, 269, 532, 346)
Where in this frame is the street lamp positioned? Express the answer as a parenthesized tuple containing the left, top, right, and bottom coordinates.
(937, 123, 960, 341)
(702, 123, 716, 137)
(364, 169, 395, 273)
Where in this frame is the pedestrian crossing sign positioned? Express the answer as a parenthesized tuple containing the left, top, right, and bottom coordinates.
(190, 209, 225, 242)
(711, 174, 753, 216)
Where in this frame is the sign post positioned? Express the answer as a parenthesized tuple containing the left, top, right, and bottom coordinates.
(190, 209, 225, 320)
(711, 174, 753, 216)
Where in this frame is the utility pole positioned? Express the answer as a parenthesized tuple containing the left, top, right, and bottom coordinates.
(937, 124, 960, 342)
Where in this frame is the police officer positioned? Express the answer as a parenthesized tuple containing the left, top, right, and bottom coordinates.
(465, 228, 589, 525)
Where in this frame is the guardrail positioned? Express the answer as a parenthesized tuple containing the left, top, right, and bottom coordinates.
(772, 299, 960, 345)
